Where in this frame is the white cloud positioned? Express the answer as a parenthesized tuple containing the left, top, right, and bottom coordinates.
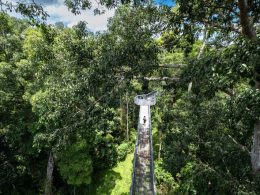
(7, 0, 115, 32)
(44, 0, 115, 32)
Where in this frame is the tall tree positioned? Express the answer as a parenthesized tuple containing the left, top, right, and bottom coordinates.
(168, 0, 260, 173)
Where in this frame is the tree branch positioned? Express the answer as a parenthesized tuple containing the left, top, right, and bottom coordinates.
(158, 64, 186, 68)
(133, 76, 180, 81)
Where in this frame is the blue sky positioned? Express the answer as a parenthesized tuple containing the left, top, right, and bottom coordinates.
(8, 0, 174, 32)
(156, 0, 175, 7)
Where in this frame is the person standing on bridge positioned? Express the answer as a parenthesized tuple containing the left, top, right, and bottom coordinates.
(143, 116, 146, 125)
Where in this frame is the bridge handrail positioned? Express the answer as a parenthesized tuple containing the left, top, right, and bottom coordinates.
(148, 106, 156, 195)
(130, 109, 141, 194)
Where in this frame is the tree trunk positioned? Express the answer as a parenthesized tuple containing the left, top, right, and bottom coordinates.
(237, 0, 259, 173)
(189, 25, 208, 92)
(120, 95, 126, 136)
(120, 95, 123, 128)
(158, 128, 162, 161)
(45, 152, 54, 195)
(237, 0, 256, 40)
(126, 92, 129, 141)
(252, 75, 260, 173)
(252, 121, 260, 173)
(197, 26, 208, 59)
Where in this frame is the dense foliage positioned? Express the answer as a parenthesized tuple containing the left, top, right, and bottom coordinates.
(0, 8, 149, 193)
(0, 0, 260, 194)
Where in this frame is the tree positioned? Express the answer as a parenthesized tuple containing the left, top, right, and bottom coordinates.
(167, 0, 260, 174)
(0, 14, 47, 194)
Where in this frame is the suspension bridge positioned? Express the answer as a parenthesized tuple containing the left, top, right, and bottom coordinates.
(130, 91, 157, 195)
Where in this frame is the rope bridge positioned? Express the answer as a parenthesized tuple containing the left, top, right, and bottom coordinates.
(130, 92, 157, 195)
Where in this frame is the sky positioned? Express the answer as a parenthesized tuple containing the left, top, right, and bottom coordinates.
(8, 0, 174, 32)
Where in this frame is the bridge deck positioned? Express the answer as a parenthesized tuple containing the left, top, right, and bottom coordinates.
(131, 106, 155, 195)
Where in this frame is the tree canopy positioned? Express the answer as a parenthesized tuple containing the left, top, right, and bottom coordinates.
(0, 0, 260, 194)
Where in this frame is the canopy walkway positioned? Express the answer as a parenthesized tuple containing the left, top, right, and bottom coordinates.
(130, 92, 157, 195)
